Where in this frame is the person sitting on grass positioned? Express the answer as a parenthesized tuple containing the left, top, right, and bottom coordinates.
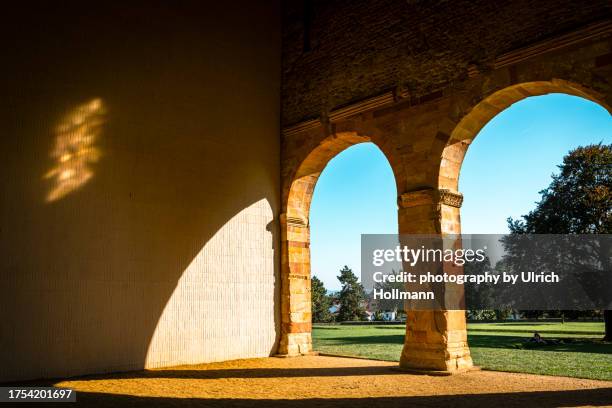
(528, 331, 562, 346)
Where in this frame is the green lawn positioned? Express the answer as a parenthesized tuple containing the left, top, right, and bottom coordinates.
(312, 322, 612, 381)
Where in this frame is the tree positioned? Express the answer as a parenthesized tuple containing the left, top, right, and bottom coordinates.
(337, 266, 367, 321)
(508, 144, 611, 235)
(508, 143, 611, 340)
(311, 276, 333, 323)
(466, 309, 496, 320)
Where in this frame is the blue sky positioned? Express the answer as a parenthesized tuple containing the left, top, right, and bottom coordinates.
(309, 94, 611, 291)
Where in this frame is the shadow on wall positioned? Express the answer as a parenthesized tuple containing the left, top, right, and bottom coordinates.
(0, 1, 280, 381)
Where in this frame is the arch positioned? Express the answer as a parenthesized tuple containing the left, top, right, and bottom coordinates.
(397, 79, 612, 372)
(279, 131, 401, 356)
(286, 132, 370, 226)
(439, 80, 612, 192)
(287, 131, 402, 224)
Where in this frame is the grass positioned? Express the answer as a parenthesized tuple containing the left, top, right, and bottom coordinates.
(312, 322, 612, 381)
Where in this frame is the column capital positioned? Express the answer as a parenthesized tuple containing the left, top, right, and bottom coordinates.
(438, 188, 464, 208)
(398, 188, 463, 209)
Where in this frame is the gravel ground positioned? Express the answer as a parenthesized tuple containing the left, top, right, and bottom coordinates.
(50, 355, 612, 407)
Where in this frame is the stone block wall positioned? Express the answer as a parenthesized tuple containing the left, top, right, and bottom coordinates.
(282, 0, 611, 125)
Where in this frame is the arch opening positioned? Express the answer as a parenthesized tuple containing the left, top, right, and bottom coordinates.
(309, 143, 398, 323)
(280, 132, 401, 356)
(459, 92, 612, 234)
(439, 85, 612, 370)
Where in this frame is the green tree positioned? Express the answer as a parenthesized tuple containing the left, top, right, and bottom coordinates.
(508, 143, 611, 340)
(311, 276, 333, 323)
(466, 309, 496, 320)
(337, 266, 367, 321)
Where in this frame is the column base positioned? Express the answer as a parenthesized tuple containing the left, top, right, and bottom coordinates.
(277, 332, 313, 356)
(400, 341, 474, 372)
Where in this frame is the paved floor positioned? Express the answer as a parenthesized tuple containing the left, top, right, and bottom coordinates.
(50, 356, 611, 407)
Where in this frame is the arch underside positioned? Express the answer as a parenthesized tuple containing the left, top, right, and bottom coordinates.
(439, 80, 612, 191)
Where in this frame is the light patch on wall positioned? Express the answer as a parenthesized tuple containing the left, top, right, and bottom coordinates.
(44, 98, 106, 202)
(145, 198, 278, 368)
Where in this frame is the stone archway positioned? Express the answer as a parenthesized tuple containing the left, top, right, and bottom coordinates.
(278, 81, 611, 373)
(280, 18, 611, 375)
(403, 79, 612, 372)
(278, 131, 402, 356)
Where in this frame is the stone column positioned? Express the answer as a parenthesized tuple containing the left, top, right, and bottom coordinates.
(397, 188, 474, 373)
(277, 213, 313, 356)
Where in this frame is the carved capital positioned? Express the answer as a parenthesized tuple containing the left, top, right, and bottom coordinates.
(398, 188, 463, 209)
(438, 188, 463, 208)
